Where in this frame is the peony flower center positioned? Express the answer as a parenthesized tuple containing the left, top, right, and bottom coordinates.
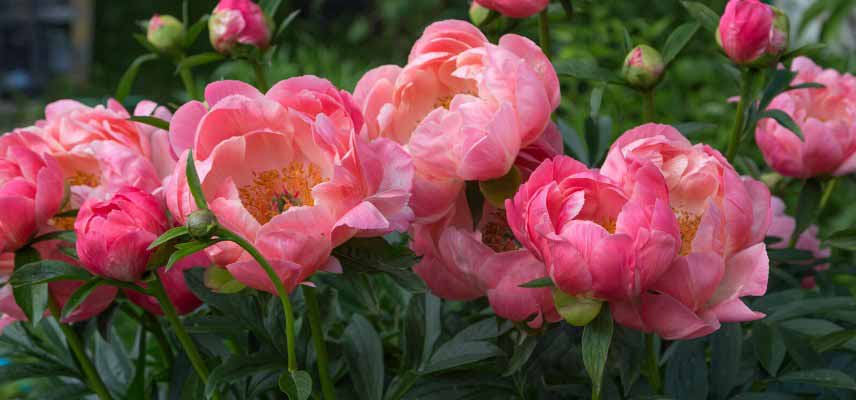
(67, 171, 100, 188)
(674, 208, 701, 256)
(49, 215, 76, 231)
(433, 96, 454, 109)
(598, 217, 617, 234)
(480, 209, 519, 253)
(238, 162, 326, 224)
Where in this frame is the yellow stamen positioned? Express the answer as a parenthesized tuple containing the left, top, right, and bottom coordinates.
(481, 209, 518, 253)
(238, 162, 325, 224)
(67, 171, 100, 187)
(674, 208, 702, 256)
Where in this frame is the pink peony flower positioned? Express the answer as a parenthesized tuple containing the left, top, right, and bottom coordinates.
(354, 20, 559, 222)
(717, 0, 789, 65)
(209, 0, 271, 54)
(125, 251, 211, 315)
(602, 124, 771, 340)
(0, 135, 64, 253)
(412, 131, 564, 327)
(755, 57, 856, 178)
(473, 0, 550, 18)
(164, 79, 413, 294)
(506, 155, 680, 302)
(75, 187, 169, 282)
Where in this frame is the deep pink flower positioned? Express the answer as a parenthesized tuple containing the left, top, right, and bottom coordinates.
(473, 0, 549, 18)
(717, 0, 788, 65)
(412, 132, 564, 327)
(506, 154, 680, 302)
(209, 0, 271, 53)
(354, 20, 559, 222)
(125, 251, 210, 315)
(602, 124, 771, 340)
(0, 136, 64, 253)
(756, 57, 856, 178)
(164, 79, 412, 294)
(75, 187, 169, 282)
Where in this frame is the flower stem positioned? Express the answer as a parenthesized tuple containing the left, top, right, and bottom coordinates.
(251, 59, 270, 92)
(818, 176, 839, 214)
(48, 297, 113, 400)
(643, 90, 655, 122)
(538, 10, 552, 59)
(144, 311, 175, 368)
(149, 274, 217, 398)
(303, 285, 336, 400)
(217, 227, 297, 370)
(725, 69, 755, 162)
(643, 333, 662, 394)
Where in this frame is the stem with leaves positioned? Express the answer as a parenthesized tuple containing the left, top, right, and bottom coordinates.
(149, 273, 218, 399)
(643, 333, 662, 394)
(725, 69, 756, 162)
(538, 10, 552, 59)
(48, 297, 114, 400)
(304, 285, 336, 400)
(217, 227, 298, 371)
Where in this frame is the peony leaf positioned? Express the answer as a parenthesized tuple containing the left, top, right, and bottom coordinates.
(129, 116, 170, 131)
(710, 324, 742, 400)
(343, 315, 384, 400)
(680, 1, 720, 33)
(278, 370, 312, 400)
(116, 53, 158, 103)
(557, 60, 624, 85)
(518, 277, 554, 288)
(185, 150, 209, 210)
(60, 278, 104, 320)
(175, 52, 225, 73)
(664, 339, 708, 399)
(778, 368, 856, 390)
(825, 228, 856, 251)
(582, 306, 613, 400)
(762, 109, 804, 140)
(184, 15, 210, 47)
(148, 226, 190, 250)
(793, 179, 822, 244)
(662, 22, 700, 64)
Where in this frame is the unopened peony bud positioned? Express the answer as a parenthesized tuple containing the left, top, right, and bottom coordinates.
(186, 209, 219, 240)
(622, 45, 665, 90)
(552, 289, 603, 326)
(209, 0, 272, 54)
(717, 0, 790, 66)
(147, 14, 186, 52)
(479, 166, 522, 208)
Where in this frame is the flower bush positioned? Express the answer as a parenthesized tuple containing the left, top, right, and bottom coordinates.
(1, 1, 855, 399)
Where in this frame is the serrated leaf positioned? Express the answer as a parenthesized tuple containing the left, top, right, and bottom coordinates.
(681, 1, 720, 32)
(556, 60, 624, 84)
(185, 150, 208, 210)
(762, 109, 804, 140)
(129, 116, 170, 131)
(148, 226, 190, 250)
(176, 52, 225, 72)
(582, 306, 613, 400)
(778, 369, 856, 390)
(344, 315, 384, 400)
(278, 370, 312, 400)
(116, 53, 158, 102)
(662, 22, 700, 64)
(518, 277, 554, 288)
(10, 260, 92, 287)
(60, 278, 104, 320)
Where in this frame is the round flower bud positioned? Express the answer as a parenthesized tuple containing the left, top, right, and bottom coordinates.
(717, 0, 790, 67)
(622, 45, 665, 90)
(186, 209, 219, 241)
(147, 14, 186, 52)
(209, 0, 272, 55)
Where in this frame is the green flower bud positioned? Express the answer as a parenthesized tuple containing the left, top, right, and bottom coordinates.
(552, 289, 603, 326)
(186, 209, 219, 241)
(622, 45, 665, 90)
(147, 14, 186, 52)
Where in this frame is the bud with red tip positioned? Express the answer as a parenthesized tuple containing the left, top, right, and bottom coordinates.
(147, 14, 186, 52)
(622, 45, 665, 90)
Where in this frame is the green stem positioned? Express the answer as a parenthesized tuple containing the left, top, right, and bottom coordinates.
(149, 274, 215, 396)
(643, 90, 655, 122)
(218, 227, 297, 371)
(818, 176, 839, 213)
(643, 333, 662, 394)
(304, 285, 336, 400)
(178, 62, 197, 100)
(725, 69, 755, 162)
(538, 10, 552, 59)
(251, 59, 270, 92)
(48, 297, 113, 400)
(144, 312, 175, 369)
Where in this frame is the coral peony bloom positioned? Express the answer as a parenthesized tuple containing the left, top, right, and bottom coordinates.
(125, 251, 210, 315)
(0, 241, 117, 324)
(354, 20, 559, 222)
(0, 136, 64, 253)
(164, 79, 412, 294)
(413, 131, 564, 327)
(473, 0, 550, 18)
(602, 124, 771, 340)
(75, 187, 169, 282)
(209, 0, 271, 54)
(756, 57, 856, 178)
(717, 0, 789, 65)
(506, 155, 680, 302)
(767, 196, 830, 272)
